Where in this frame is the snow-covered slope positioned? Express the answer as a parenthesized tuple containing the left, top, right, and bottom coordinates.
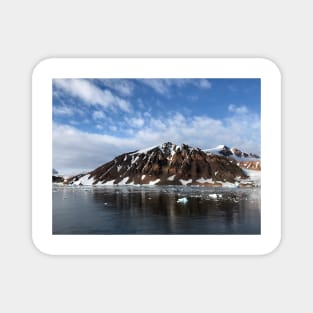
(204, 145, 261, 170)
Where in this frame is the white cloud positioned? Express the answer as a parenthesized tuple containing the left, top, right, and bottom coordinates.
(150, 119, 166, 130)
(139, 79, 212, 95)
(69, 120, 79, 125)
(54, 106, 260, 174)
(92, 110, 105, 120)
(53, 106, 75, 116)
(53, 123, 138, 174)
(196, 79, 212, 89)
(130, 117, 145, 128)
(100, 79, 134, 96)
(228, 104, 248, 114)
(109, 125, 117, 132)
(139, 79, 169, 94)
(54, 79, 132, 112)
(137, 98, 145, 109)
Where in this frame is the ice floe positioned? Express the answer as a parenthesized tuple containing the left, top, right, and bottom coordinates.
(177, 197, 188, 204)
(208, 193, 222, 199)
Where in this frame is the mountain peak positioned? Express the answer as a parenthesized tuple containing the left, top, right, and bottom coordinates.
(216, 144, 229, 150)
(203, 144, 260, 170)
(133, 142, 197, 156)
(67, 142, 257, 186)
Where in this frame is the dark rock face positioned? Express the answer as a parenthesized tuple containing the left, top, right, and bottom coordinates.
(218, 145, 233, 157)
(68, 142, 248, 186)
(231, 148, 243, 158)
(217, 146, 260, 159)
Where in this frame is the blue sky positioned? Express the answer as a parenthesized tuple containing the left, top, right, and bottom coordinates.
(53, 78, 260, 174)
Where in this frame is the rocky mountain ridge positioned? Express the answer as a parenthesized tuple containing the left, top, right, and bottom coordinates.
(205, 145, 261, 170)
(66, 142, 260, 187)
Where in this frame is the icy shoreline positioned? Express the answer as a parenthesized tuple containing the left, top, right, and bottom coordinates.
(55, 169, 260, 188)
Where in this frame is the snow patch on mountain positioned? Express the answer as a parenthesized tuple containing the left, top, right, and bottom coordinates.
(179, 179, 192, 185)
(196, 178, 214, 184)
(168, 175, 176, 181)
(131, 145, 160, 155)
(149, 178, 160, 185)
(119, 177, 130, 185)
(72, 174, 94, 186)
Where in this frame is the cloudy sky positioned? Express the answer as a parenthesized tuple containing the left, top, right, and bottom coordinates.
(53, 78, 260, 175)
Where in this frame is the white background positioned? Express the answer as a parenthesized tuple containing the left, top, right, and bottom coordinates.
(0, 0, 311, 312)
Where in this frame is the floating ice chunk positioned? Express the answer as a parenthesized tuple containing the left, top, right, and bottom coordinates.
(220, 181, 236, 187)
(177, 197, 188, 204)
(208, 193, 222, 199)
(208, 194, 217, 199)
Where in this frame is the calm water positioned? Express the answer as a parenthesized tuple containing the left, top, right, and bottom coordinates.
(53, 185, 261, 234)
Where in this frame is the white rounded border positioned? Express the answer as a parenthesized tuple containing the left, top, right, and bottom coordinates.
(32, 58, 281, 255)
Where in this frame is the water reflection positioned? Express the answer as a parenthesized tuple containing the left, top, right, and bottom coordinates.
(53, 185, 260, 234)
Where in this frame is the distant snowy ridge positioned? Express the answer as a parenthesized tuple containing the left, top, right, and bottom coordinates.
(204, 145, 260, 160)
(204, 145, 261, 170)
(66, 142, 260, 187)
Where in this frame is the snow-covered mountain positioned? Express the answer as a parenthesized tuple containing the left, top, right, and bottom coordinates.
(67, 142, 260, 187)
(204, 145, 261, 170)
